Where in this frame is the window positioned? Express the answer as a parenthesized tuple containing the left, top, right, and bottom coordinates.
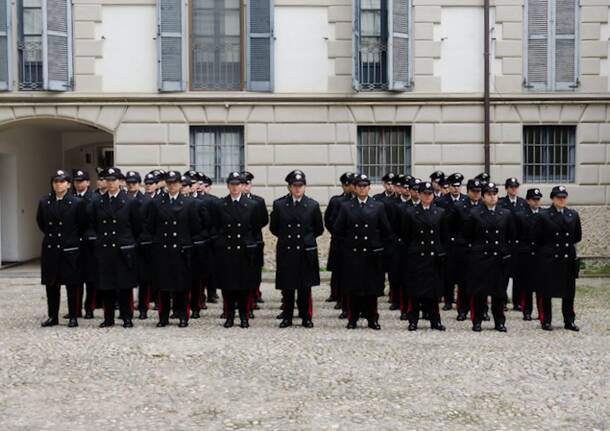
(524, 0, 578, 91)
(157, 0, 273, 92)
(353, 0, 410, 92)
(190, 126, 244, 183)
(357, 126, 411, 182)
(523, 126, 575, 183)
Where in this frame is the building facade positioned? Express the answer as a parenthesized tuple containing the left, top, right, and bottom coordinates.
(0, 0, 608, 263)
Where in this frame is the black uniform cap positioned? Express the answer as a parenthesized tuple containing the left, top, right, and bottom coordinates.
(72, 169, 90, 181)
(466, 179, 483, 191)
(125, 171, 141, 184)
(550, 185, 568, 198)
(353, 173, 371, 186)
(226, 171, 244, 185)
(381, 172, 396, 183)
(446, 173, 464, 186)
(51, 169, 71, 183)
(339, 171, 355, 185)
(430, 170, 445, 182)
(165, 170, 182, 183)
(525, 188, 543, 200)
(505, 177, 520, 188)
(482, 182, 499, 195)
(286, 170, 307, 185)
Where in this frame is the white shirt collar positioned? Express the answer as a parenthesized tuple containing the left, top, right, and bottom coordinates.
(108, 191, 120, 199)
(400, 196, 409, 203)
(358, 197, 368, 205)
(168, 192, 180, 200)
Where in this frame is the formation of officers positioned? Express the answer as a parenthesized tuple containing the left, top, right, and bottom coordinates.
(37, 166, 582, 333)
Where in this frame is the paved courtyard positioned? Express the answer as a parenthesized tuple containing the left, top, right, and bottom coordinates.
(0, 266, 609, 430)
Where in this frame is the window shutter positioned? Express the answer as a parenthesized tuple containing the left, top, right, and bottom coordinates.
(247, 0, 274, 92)
(43, 0, 72, 91)
(0, 0, 11, 91)
(554, 0, 577, 90)
(352, 0, 361, 90)
(525, 0, 550, 90)
(157, 0, 185, 92)
(387, 0, 409, 91)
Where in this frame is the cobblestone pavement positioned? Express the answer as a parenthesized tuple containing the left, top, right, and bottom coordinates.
(0, 270, 609, 430)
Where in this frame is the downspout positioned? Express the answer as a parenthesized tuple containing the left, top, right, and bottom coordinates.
(484, 0, 491, 173)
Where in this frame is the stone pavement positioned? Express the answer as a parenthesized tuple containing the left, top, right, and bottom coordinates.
(0, 271, 609, 430)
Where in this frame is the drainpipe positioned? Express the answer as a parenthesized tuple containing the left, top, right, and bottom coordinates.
(483, 0, 491, 173)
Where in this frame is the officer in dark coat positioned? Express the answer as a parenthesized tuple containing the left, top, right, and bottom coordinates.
(270, 171, 324, 328)
(394, 175, 412, 320)
(533, 186, 581, 331)
(373, 172, 396, 201)
(401, 181, 448, 331)
(323, 172, 354, 316)
(147, 170, 201, 328)
(197, 174, 220, 305)
(430, 170, 445, 201)
(72, 169, 98, 319)
(451, 178, 483, 321)
(37, 170, 88, 328)
(90, 168, 143, 328)
(463, 182, 516, 332)
(498, 177, 528, 311)
(242, 171, 268, 315)
(333, 174, 393, 330)
(513, 188, 543, 321)
(211, 172, 261, 328)
(435, 173, 467, 310)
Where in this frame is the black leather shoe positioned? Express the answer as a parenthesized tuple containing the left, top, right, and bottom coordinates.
(338, 311, 347, 319)
(201, 303, 208, 310)
(302, 319, 314, 328)
(223, 319, 234, 328)
(523, 313, 532, 321)
(542, 323, 553, 331)
(513, 305, 522, 312)
(325, 296, 336, 303)
(123, 319, 133, 328)
(346, 321, 357, 329)
(442, 303, 452, 311)
(178, 319, 188, 328)
(41, 318, 59, 327)
(495, 324, 507, 332)
(456, 312, 467, 321)
(84, 311, 94, 319)
(138, 310, 148, 320)
(407, 323, 417, 331)
(400, 312, 408, 321)
(472, 323, 482, 332)
(99, 320, 115, 328)
(68, 318, 78, 328)
(431, 322, 446, 331)
(368, 320, 381, 330)
(207, 297, 218, 304)
(239, 319, 249, 328)
(63, 313, 69, 319)
(220, 312, 226, 319)
(389, 303, 400, 311)
(156, 321, 168, 328)
(170, 312, 178, 319)
(253, 303, 260, 310)
(191, 310, 200, 319)
(334, 302, 342, 310)
(279, 319, 292, 328)
(482, 312, 491, 321)
(276, 312, 285, 320)
(249, 311, 255, 319)
(564, 322, 580, 332)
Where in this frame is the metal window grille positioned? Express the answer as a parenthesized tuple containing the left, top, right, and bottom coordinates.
(191, 0, 241, 90)
(190, 126, 244, 183)
(357, 126, 411, 182)
(17, 0, 43, 90)
(523, 125, 575, 183)
(358, 0, 388, 90)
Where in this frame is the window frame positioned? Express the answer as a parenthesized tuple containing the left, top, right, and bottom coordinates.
(356, 125, 412, 183)
(522, 125, 576, 184)
(189, 125, 245, 183)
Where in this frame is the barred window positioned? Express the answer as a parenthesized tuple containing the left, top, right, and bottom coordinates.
(190, 126, 244, 183)
(357, 126, 411, 182)
(191, 0, 242, 90)
(18, 0, 43, 89)
(523, 125, 575, 183)
(359, 0, 387, 90)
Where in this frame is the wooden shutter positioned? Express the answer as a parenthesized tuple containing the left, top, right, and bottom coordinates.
(554, 0, 577, 90)
(247, 0, 273, 92)
(525, 0, 550, 90)
(157, 0, 185, 92)
(352, 0, 361, 90)
(0, 0, 11, 91)
(388, 0, 409, 91)
(44, 0, 72, 91)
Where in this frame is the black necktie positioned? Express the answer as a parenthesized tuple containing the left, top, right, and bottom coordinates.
(360, 202, 365, 208)
(294, 200, 299, 207)
(234, 200, 239, 207)
(170, 198, 175, 205)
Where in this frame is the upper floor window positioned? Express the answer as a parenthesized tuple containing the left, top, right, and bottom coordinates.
(353, 0, 410, 92)
(357, 126, 411, 182)
(524, 0, 578, 91)
(523, 125, 575, 183)
(158, 0, 273, 92)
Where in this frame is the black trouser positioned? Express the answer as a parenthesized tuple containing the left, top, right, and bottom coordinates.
(538, 295, 575, 325)
(471, 295, 505, 325)
(520, 289, 534, 316)
(103, 289, 134, 323)
(282, 288, 313, 321)
(511, 277, 522, 308)
(137, 282, 154, 313)
(222, 290, 249, 321)
(347, 295, 378, 323)
(407, 296, 441, 326)
(456, 286, 470, 315)
(189, 280, 203, 312)
(158, 290, 188, 323)
(46, 284, 80, 320)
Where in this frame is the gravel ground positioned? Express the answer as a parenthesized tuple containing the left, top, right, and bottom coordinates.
(0, 269, 609, 430)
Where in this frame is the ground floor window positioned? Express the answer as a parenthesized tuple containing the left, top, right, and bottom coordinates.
(357, 125, 411, 182)
(523, 125, 575, 183)
(189, 126, 244, 183)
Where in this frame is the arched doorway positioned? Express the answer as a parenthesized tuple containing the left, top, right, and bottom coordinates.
(0, 118, 114, 265)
